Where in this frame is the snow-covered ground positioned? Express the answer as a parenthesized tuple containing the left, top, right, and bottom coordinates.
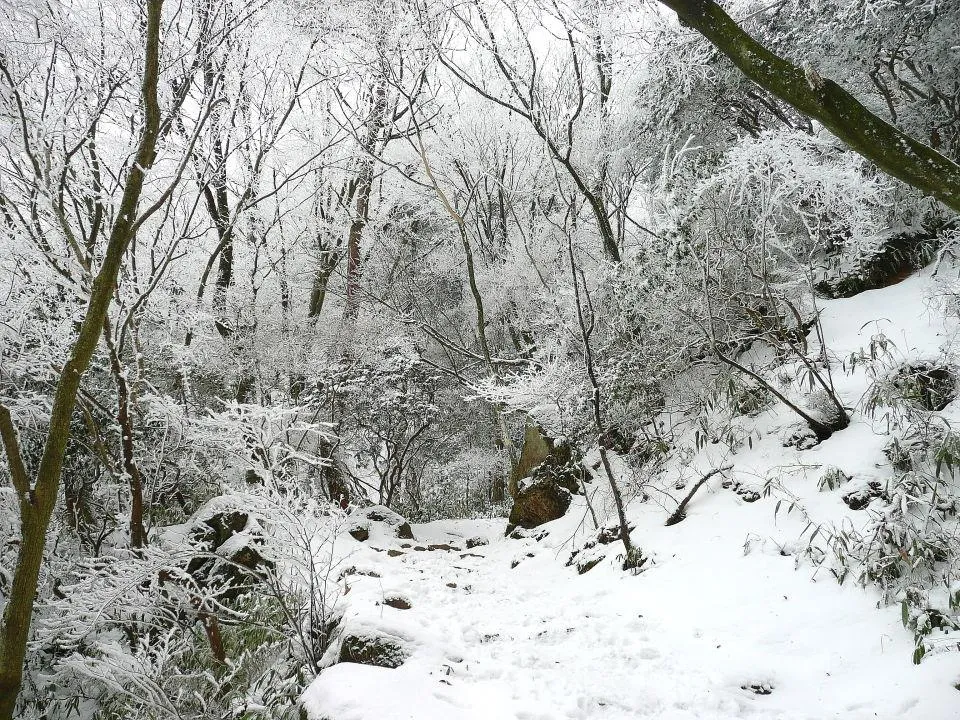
(302, 269, 960, 720)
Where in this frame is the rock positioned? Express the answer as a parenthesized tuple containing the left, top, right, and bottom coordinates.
(509, 425, 585, 497)
(185, 497, 274, 601)
(509, 423, 553, 496)
(533, 439, 587, 495)
(347, 505, 415, 541)
(426, 543, 459, 552)
(386, 549, 404, 558)
(815, 223, 950, 299)
(337, 632, 408, 668)
(348, 525, 370, 542)
(505, 477, 572, 535)
(465, 536, 489, 549)
(842, 480, 884, 510)
(504, 429, 586, 534)
(382, 594, 412, 610)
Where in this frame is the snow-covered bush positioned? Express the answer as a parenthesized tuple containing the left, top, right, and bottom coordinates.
(805, 336, 960, 662)
(22, 487, 349, 719)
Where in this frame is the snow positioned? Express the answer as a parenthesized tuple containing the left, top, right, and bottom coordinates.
(302, 267, 960, 720)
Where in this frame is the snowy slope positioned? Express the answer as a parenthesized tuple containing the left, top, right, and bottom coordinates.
(302, 269, 960, 720)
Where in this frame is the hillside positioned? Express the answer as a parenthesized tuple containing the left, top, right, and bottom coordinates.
(302, 269, 960, 720)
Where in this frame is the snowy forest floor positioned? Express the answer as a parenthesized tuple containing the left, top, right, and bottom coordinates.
(303, 504, 958, 720)
(303, 510, 958, 720)
(302, 270, 960, 720)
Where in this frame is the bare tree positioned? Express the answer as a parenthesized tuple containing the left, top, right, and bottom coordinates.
(428, 0, 627, 260)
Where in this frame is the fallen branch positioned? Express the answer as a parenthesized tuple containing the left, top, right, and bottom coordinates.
(665, 465, 733, 526)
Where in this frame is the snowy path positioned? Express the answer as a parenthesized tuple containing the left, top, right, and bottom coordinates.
(304, 507, 959, 720)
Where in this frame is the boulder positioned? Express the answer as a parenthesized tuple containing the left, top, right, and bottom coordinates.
(509, 424, 585, 497)
(346, 504, 415, 542)
(185, 497, 274, 600)
(505, 427, 586, 535)
(337, 631, 408, 669)
(348, 526, 370, 542)
(505, 476, 572, 535)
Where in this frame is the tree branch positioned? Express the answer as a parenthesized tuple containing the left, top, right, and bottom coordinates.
(0, 404, 29, 498)
(657, 0, 960, 212)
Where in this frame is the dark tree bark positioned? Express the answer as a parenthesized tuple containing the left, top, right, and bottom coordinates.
(0, 1, 164, 714)
(656, 0, 960, 212)
(103, 317, 148, 549)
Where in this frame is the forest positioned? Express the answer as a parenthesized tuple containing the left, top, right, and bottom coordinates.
(1, 0, 960, 717)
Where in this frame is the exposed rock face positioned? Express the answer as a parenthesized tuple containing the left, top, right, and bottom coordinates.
(186, 497, 274, 600)
(506, 476, 572, 535)
(532, 440, 587, 496)
(337, 632, 408, 668)
(815, 223, 950, 299)
(505, 426, 585, 535)
(508, 424, 553, 497)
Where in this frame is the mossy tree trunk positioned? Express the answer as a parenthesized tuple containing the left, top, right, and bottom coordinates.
(0, 0, 164, 714)
(656, 0, 960, 213)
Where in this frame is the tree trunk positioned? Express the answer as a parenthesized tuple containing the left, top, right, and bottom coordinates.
(566, 235, 641, 569)
(656, 0, 960, 213)
(308, 251, 339, 319)
(0, 0, 163, 713)
(103, 318, 148, 548)
(343, 180, 369, 318)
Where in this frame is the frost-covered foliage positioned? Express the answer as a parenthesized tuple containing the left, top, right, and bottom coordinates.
(4, 0, 960, 715)
(21, 487, 349, 719)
